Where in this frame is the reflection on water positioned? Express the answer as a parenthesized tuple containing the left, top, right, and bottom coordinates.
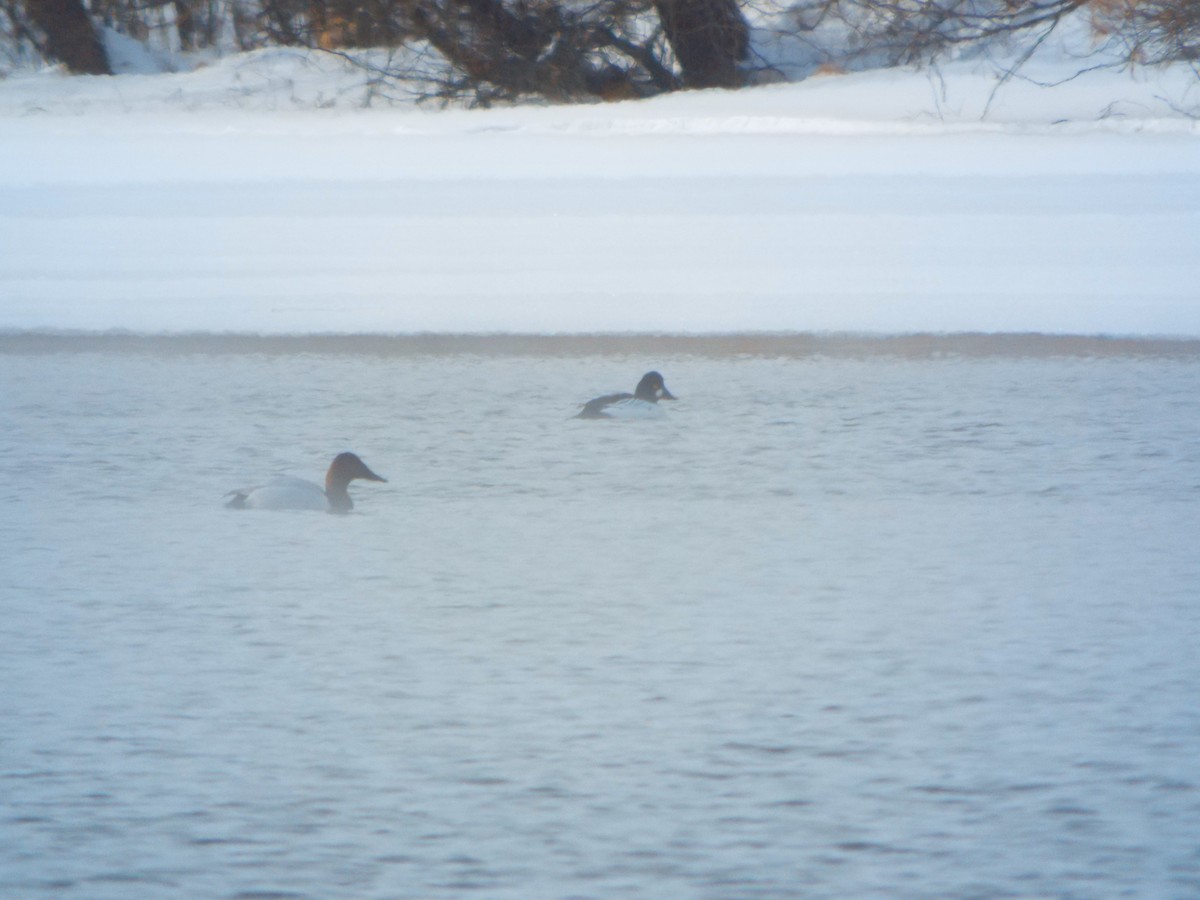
(3, 334, 1200, 898)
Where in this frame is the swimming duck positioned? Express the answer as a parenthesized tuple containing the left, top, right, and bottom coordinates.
(226, 452, 386, 513)
(577, 371, 676, 419)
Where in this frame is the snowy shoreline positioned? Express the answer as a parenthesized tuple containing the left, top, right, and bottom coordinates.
(3, 39, 1198, 337)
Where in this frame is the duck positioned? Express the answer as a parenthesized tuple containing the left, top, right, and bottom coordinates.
(577, 371, 676, 419)
(225, 452, 386, 513)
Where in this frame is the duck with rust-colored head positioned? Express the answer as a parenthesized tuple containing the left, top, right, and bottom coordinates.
(226, 452, 386, 513)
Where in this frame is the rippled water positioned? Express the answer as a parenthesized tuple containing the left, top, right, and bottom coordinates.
(3, 334, 1200, 898)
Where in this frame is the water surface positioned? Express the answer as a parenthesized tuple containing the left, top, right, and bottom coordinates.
(3, 334, 1199, 898)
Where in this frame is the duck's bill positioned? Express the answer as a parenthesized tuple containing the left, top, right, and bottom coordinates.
(365, 469, 388, 482)
(660, 388, 677, 400)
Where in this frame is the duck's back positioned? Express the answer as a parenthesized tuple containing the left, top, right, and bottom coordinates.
(234, 476, 329, 511)
(578, 392, 632, 419)
(578, 393, 665, 419)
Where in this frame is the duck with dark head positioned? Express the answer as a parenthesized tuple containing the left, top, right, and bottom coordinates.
(577, 371, 676, 419)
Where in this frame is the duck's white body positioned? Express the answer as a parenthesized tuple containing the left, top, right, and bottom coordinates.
(594, 397, 667, 419)
(234, 475, 332, 511)
(226, 452, 386, 514)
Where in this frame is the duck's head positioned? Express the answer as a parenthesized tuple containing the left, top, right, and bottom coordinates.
(326, 452, 387, 491)
(635, 371, 676, 402)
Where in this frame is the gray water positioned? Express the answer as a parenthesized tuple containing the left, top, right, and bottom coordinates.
(3, 334, 1199, 899)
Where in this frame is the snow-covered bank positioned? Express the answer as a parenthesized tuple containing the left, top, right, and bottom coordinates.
(4, 42, 1199, 126)
(2, 42, 1198, 336)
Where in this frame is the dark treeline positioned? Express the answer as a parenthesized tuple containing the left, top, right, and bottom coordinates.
(2, 0, 1197, 103)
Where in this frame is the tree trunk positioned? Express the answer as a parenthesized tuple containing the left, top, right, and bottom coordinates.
(25, 0, 112, 74)
(175, 0, 197, 50)
(409, 0, 573, 98)
(24, 0, 111, 74)
(655, 0, 747, 89)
